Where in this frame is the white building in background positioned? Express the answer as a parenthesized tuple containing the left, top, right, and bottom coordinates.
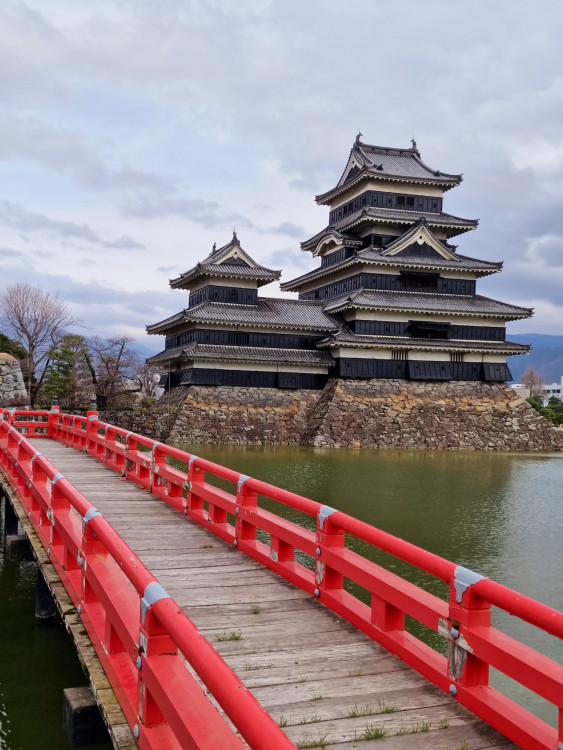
(510, 383, 530, 399)
(541, 377, 563, 404)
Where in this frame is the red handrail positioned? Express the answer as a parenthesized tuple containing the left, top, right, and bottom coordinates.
(0, 410, 294, 750)
(2, 408, 563, 750)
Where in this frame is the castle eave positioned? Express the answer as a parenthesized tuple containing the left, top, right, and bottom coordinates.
(322, 290, 533, 320)
(336, 207, 478, 235)
(148, 343, 335, 368)
(316, 331, 530, 356)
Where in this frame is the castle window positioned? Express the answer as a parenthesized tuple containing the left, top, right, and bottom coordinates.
(450, 352, 464, 363)
(408, 321, 451, 340)
(392, 349, 409, 361)
(228, 331, 250, 346)
(401, 272, 439, 290)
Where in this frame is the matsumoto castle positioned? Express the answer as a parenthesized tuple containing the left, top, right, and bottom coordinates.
(148, 136, 531, 390)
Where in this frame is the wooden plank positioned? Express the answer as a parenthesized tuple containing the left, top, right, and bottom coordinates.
(327, 719, 518, 749)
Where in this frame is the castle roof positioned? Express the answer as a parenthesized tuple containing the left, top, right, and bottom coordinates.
(300, 209, 477, 254)
(170, 232, 281, 290)
(147, 297, 339, 335)
(148, 343, 334, 368)
(316, 327, 530, 355)
(316, 136, 462, 205)
(282, 222, 500, 292)
(322, 290, 533, 320)
(334, 206, 478, 236)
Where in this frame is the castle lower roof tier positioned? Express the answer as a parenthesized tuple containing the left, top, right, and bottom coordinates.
(147, 298, 339, 335)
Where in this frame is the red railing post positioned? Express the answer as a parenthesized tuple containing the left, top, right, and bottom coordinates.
(79, 508, 106, 614)
(48, 397, 60, 438)
(448, 566, 491, 692)
(235, 475, 257, 548)
(137, 583, 176, 730)
(315, 505, 344, 598)
(185, 455, 205, 518)
(86, 400, 98, 455)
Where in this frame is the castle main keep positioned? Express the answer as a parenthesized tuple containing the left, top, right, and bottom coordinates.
(148, 136, 531, 389)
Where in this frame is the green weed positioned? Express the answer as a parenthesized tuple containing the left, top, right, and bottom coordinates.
(216, 630, 242, 642)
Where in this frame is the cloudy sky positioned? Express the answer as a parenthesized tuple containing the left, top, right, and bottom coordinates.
(1, 0, 563, 353)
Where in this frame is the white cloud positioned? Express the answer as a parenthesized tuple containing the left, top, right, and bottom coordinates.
(0, 0, 562, 349)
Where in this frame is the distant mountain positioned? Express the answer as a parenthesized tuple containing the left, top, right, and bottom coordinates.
(508, 334, 563, 384)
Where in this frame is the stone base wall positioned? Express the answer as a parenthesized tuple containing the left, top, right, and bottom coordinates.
(168, 386, 319, 445)
(0, 354, 28, 404)
(103, 380, 563, 451)
(309, 380, 563, 450)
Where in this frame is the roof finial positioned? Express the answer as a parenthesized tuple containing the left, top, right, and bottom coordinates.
(355, 130, 363, 145)
(411, 136, 417, 150)
(232, 228, 238, 243)
(212, 241, 216, 252)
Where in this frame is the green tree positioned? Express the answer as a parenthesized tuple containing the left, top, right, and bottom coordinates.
(527, 395, 563, 427)
(0, 332, 26, 359)
(547, 396, 563, 427)
(43, 341, 78, 404)
(526, 396, 543, 412)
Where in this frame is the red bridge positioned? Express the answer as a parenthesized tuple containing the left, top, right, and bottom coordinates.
(0, 407, 561, 749)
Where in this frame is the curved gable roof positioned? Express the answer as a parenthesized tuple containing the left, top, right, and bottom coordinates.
(316, 136, 462, 205)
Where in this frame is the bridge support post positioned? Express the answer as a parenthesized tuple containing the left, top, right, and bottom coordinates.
(6, 534, 33, 561)
(2, 493, 19, 538)
(63, 686, 110, 748)
(35, 568, 56, 620)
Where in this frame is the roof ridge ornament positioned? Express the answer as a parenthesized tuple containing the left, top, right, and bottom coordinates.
(232, 228, 238, 243)
(355, 130, 363, 146)
(411, 136, 417, 150)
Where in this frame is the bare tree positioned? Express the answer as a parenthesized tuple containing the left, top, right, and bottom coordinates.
(0, 283, 75, 404)
(521, 366, 544, 397)
(136, 361, 160, 398)
(82, 336, 142, 409)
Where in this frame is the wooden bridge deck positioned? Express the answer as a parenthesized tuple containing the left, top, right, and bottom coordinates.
(31, 438, 516, 750)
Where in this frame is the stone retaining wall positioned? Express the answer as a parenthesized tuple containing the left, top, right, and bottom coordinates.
(309, 380, 563, 450)
(168, 386, 319, 445)
(0, 353, 28, 404)
(103, 380, 563, 451)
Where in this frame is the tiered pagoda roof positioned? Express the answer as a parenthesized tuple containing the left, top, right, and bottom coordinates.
(282, 221, 501, 293)
(170, 232, 281, 290)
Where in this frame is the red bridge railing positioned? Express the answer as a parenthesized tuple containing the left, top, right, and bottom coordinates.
(1, 407, 562, 750)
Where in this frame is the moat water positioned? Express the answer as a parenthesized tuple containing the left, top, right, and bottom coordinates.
(0, 448, 561, 746)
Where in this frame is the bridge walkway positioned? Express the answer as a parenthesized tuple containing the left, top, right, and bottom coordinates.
(31, 438, 515, 749)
